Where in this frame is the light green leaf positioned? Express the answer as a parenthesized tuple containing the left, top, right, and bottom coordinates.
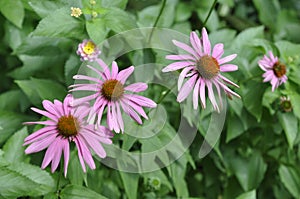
(119, 171, 139, 199)
(67, 151, 86, 186)
(175, 2, 192, 22)
(275, 40, 300, 58)
(65, 54, 81, 86)
(32, 7, 86, 39)
(278, 112, 298, 149)
(236, 190, 256, 199)
(290, 93, 300, 119)
(0, 111, 28, 144)
(0, 161, 55, 198)
(0, 0, 24, 28)
(0, 90, 24, 111)
(231, 26, 264, 49)
(60, 185, 107, 199)
(104, 8, 137, 33)
(28, 0, 64, 18)
(86, 18, 109, 44)
(279, 165, 300, 198)
(101, 0, 128, 9)
(226, 113, 246, 143)
(3, 127, 28, 163)
(252, 0, 279, 30)
(170, 156, 189, 197)
(15, 77, 67, 106)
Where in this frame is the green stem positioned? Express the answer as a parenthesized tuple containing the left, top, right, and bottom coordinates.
(56, 162, 63, 197)
(202, 0, 218, 27)
(148, 0, 167, 43)
(156, 83, 176, 104)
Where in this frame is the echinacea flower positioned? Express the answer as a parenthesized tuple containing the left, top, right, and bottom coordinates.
(71, 7, 82, 18)
(70, 59, 157, 133)
(258, 51, 287, 91)
(280, 96, 292, 112)
(77, 39, 100, 62)
(162, 28, 240, 112)
(23, 94, 113, 176)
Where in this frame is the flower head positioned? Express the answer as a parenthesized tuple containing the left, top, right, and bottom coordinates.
(280, 96, 292, 112)
(77, 39, 100, 62)
(70, 60, 157, 133)
(23, 94, 113, 176)
(162, 28, 240, 112)
(71, 7, 82, 18)
(258, 51, 287, 92)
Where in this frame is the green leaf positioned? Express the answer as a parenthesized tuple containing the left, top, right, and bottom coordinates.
(0, 111, 28, 144)
(170, 156, 189, 197)
(118, 171, 139, 199)
(229, 151, 267, 191)
(242, 82, 266, 122)
(67, 151, 86, 186)
(252, 0, 279, 30)
(231, 26, 264, 49)
(28, 0, 64, 18)
(86, 18, 109, 44)
(3, 127, 28, 163)
(104, 7, 137, 33)
(60, 185, 107, 199)
(279, 165, 300, 198)
(101, 0, 128, 9)
(275, 40, 300, 58)
(278, 112, 298, 149)
(0, 161, 55, 198)
(236, 190, 256, 199)
(15, 77, 67, 106)
(226, 113, 247, 143)
(175, 2, 192, 22)
(0, 90, 24, 111)
(0, 0, 24, 28)
(65, 54, 81, 86)
(32, 7, 86, 39)
(290, 93, 300, 119)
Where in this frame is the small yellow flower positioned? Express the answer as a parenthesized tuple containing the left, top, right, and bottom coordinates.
(83, 41, 96, 55)
(92, 11, 98, 18)
(90, 0, 96, 5)
(71, 7, 82, 18)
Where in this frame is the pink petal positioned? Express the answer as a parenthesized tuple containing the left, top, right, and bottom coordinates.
(71, 94, 97, 107)
(206, 81, 219, 112)
(124, 94, 157, 108)
(202, 28, 211, 55)
(41, 137, 60, 169)
(111, 61, 119, 79)
(51, 139, 63, 173)
(218, 54, 237, 65)
(96, 58, 111, 79)
(86, 65, 106, 81)
(120, 100, 142, 124)
(162, 61, 194, 72)
(23, 120, 56, 126)
(42, 100, 61, 118)
(74, 104, 90, 120)
(106, 104, 113, 130)
(63, 94, 73, 115)
(220, 64, 238, 72)
(117, 66, 134, 84)
(166, 54, 196, 61)
(111, 103, 120, 133)
(24, 126, 57, 145)
(216, 80, 240, 98)
(77, 135, 96, 170)
(193, 78, 201, 109)
(218, 75, 239, 88)
(199, 78, 206, 108)
(190, 31, 203, 56)
(178, 66, 194, 90)
(172, 40, 199, 58)
(126, 99, 148, 119)
(116, 102, 124, 132)
(73, 75, 102, 83)
(177, 75, 197, 102)
(81, 132, 106, 158)
(212, 43, 224, 59)
(125, 83, 148, 92)
(74, 137, 86, 172)
(62, 139, 70, 177)
(69, 84, 100, 92)
(25, 133, 57, 154)
(31, 107, 58, 121)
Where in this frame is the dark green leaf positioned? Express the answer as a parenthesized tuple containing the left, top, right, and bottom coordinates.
(60, 185, 107, 199)
(3, 127, 28, 163)
(278, 112, 298, 148)
(236, 190, 256, 199)
(252, 0, 279, 30)
(104, 8, 137, 33)
(226, 113, 246, 143)
(0, 90, 24, 111)
(170, 156, 189, 197)
(119, 171, 139, 199)
(290, 93, 300, 119)
(279, 165, 300, 198)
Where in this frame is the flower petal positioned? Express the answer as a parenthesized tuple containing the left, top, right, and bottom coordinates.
(202, 28, 211, 55)
(190, 31, 203, 56)
(166, 54, 196, 61)
(212, 43, 224, 59)
(172, 40, 198, 58)
(218, 54, 237, 65)
(178, 66, 194, 91)
(177, 75, 197, 102)
(111, 61, 119, 79)
(193, 78, 201, 109)
(162, 61, 194, 72)
(125, 83, 148, 92)
(220, 64, 238, 72)
(117, 66, 134, 84)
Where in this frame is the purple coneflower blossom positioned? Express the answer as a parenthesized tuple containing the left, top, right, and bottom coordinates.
(258, 51, 287, 91)
(162, 28, 240, 112)
(23, 94, 113, 177)
(70, 60, 157, 133)
(77, 39, 100, 62)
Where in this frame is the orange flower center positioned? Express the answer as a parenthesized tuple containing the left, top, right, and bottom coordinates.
(273, 62, 286, 78)
(196, 55, 220, 79)
(83, 41, 96, 55)
(57, 115, 79, 137)
(101, 79, 124, 101)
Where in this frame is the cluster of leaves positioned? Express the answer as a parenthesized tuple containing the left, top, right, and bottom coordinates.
(0, 0, 300, 198)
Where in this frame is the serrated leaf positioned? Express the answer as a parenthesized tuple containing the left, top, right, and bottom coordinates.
(32, 7, 86, 39)
(0, 0, 24, 28)
(60, 184, 107, 199)
(0, 161, 55, 198)
(279, 165, 300, 198)
(3, 127, 28, 163)
(278, 112, 298, 149)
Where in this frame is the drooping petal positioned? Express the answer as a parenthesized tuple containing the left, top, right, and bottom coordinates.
(206, 81, 219, 112)
(177, 75, 197, 102)
(199, 78, 206, 108)
(125, 83, 148, 92)
(162, 61, 194, 72)
(111, 102, 120, 133)
(124, 94, 157, 108)
(51, 138, 63, 173)
(116, 102, 124, 132)
(74, 137, 86, 172)
(25, 133, 57, 154)
(76, 135, 96, 170)
(24, 126, 57, 145)
(71, 94, 97, 107)
(81, 131, 106, 158)
(178, 66, 194, 90)
(41, 137, 60, 169)
(62, 139, 70, 177)
(193, 78, 201, 110)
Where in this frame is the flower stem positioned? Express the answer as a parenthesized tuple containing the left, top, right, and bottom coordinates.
(56, 162, 63, 196)
(156, 83, 176, 104)
(148, 0, 167, 43)
(202, 0, 218, 27)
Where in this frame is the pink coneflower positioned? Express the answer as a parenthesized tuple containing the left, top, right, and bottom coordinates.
(258, 51, 287, 91)
(70, 60, 157, 133)
(162, 28, 240, 112)
(77, 39, 100, 62)
(23, 94, 113, 177)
